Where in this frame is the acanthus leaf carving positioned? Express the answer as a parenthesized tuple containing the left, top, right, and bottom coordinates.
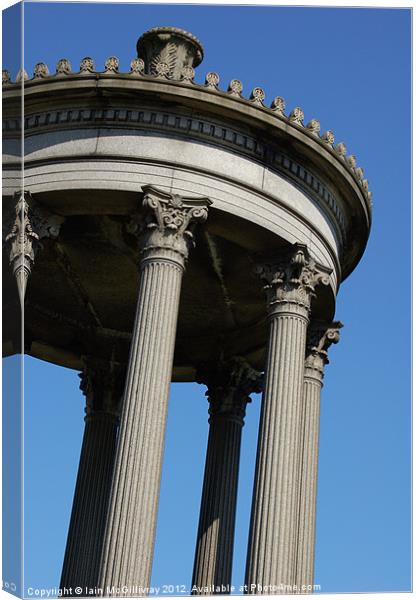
(79, 355, 126, 419)
(139, 185, 212, 263)
(256, 244, 332, 312)
(4, 190, 65, 304)
(150, 41, 178, 78)
(196, 356, 263, 425)
(305, 320, 343, 376)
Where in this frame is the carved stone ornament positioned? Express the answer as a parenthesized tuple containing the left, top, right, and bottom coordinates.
(79, 356, 126, 420)
(136, 26, 204, 80)
(5, 191, 39, 303)
(154, 61, 170, 78)
(305, 321, 343, 376)
(180, 65, 195, 82)
(16, 68, 28, 82)
(33, 62, 49, 78)
(79, 57, 95, 73)
(197, 356, 263, 425)
(335, 142, 347, 157)
(321, 130, 335, 145)
(4, 191, 64, 304)
(306, 119, 321, 135)
(139, 185, 212, 263)
(256, 244, 332, 312)
(271, 96, 286, 115)
(347, 154, 357, 169)
(104, 56, 119, 72)
(130, 57, 145, 74)
(289, 107, 304, 125)
(205, 71, 220, 88)
(250, 87, 265, 105)
(355, 166, 365, 180)
(56, 58, 71, 75)
(228, 79, 243, 96)
(2, 69, 11, 85)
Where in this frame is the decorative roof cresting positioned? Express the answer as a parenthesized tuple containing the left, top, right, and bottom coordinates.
(2, 25, 372, 211)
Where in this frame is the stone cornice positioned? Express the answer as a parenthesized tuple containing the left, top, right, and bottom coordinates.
(2, 68, 372, 217)
(3, 61, 371, 282)
(4, 105, 347, 246)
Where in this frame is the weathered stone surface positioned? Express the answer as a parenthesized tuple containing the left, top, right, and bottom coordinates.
(192, 357, 263, 594)
(3, 46, 371, 374)
(295, 322, 342, 593)
(1, 26, 372, 595)
(3, 190, 63, 304)
(60, 357, 126, 595)
(98, 186, 211, 595)
(245, 246, 331, 593)
(136, 27, 203, 80)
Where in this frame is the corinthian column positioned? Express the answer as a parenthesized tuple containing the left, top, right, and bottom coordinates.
(60, 357, 125, 595)
(295, 322, 342, 593)
(192, 358, 263, 595)
(245, 244, 331, 594)
(98, 186, 211, 596)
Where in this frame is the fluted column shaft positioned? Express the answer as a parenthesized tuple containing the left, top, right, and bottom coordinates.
(295, 323, 342, 593)
(245, 303, 308, 592)
(245, 245, 331, 594)
(61, 416, 119, 594)
(192, 359, 262, 595)
(192, 415, 243, 594)
(295, 366, 322, 593)
(98, 186, 211, 596)
(60, 358, 125, 595)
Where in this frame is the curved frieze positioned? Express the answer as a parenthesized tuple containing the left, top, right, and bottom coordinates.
(3, 107, 347, 240)
(2, 65, 372, 214)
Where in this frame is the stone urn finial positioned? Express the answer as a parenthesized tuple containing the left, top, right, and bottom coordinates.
(136, 26, 204, 80)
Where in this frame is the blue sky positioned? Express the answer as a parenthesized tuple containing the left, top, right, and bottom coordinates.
(2, 2, 411, 596)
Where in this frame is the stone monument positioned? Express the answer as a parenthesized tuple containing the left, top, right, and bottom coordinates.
(2, 26, 371, 596)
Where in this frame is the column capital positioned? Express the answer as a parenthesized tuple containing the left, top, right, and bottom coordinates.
(79, 356, 126, 420)
(256, 244, 332, 317)
(3, 190, 64, 303)
(197, 356, 263, 426)
(305, 321, 343, 381)
(137, 185, 212, 267)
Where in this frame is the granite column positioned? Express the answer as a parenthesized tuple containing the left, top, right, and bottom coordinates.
(192, 358, 262, 595)
(245, 245, 331, 593)
(98, 186, 211, 596)
(60, 357, 125, 595)
(295, 322, 342, 593)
